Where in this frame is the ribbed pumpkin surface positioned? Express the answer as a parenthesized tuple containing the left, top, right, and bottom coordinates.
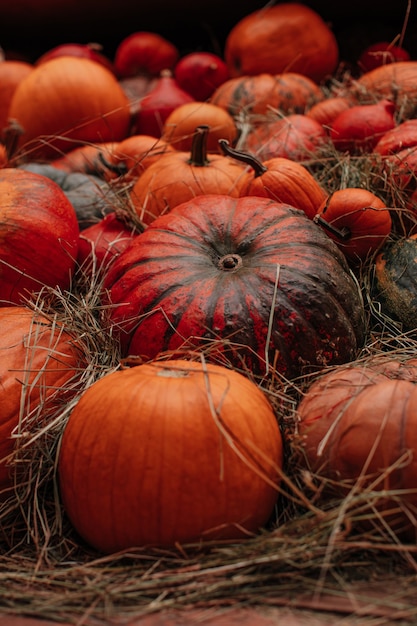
(103, 194, 366, 378)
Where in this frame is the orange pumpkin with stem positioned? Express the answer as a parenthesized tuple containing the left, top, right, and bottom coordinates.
(129, 124, 246, 225)
(58, 358, 283, 552)
(313, 188, 392, 264)
(219, 139, 327, 220)
(161, 101, 237, 153)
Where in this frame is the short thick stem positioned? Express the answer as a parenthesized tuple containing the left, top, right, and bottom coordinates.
(218, 253, 243, 272)
(313, 214, 351, 241)
(188, 125, 210, 167)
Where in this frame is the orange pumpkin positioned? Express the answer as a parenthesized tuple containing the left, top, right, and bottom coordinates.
(356, 61, 417, 104)
(210, 72, 323, 117)
(58, 359, 283, 552)
(224, 3, 339, 83)
(294, 356, 417, 540)
(219, 140, 327, 220)
(313, 188, 392, 263)
(0, 305, 85, 501)
(129, 125, 246, 225)
(50, 142, 118, 176)
(243, 114, 328, 162)
(0, 60, 33, 134)
(306, 96, 354, 131)
(8, 57, 131, 160)
(161, 101, 237, 153)
(101, 134, 176, 182)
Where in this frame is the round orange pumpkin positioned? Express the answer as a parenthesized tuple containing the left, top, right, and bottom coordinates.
(210, 72, 323, 117)
(129, 125, 246, 224)
(58, 359, 283, 552)
(224, 3, 339, 83)
(219, 140, 327, 220)
(161, 101, 238, 152)
(294, 357, 417, 540)
(8, 57, 131, 160)
(313, 188, 392, 264)
(0, 305, 85, 501)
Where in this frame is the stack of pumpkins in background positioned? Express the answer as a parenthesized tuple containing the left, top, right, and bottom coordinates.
(1, 2, 417, 553)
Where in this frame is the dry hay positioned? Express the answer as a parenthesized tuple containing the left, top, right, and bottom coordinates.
(0, 254, 416, 625)
(2, 106, 417, 625)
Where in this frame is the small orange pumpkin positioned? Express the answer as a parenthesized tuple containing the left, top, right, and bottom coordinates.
(161, 101, 238, 152)
(129, 125, 246, 225)
(313, 188, 392, 263)
(219, 140, 327, 220)
(58, 358, 283, 552)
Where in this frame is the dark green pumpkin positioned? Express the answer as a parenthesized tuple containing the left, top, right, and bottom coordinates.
(374, 235, 417, 330)
(103, 194, 366, 378)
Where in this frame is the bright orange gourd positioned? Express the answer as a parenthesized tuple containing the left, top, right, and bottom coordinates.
(8, 57, 131, 159)
(58, 359, 283, 552)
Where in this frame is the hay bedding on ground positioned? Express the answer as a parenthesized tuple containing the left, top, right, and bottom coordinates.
(4, 96, 417, 625)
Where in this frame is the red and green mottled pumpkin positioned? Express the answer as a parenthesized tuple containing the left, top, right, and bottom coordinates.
(103, 194, 366, 378)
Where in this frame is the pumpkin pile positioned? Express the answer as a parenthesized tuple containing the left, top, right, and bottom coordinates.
(1, 0, 417, 585)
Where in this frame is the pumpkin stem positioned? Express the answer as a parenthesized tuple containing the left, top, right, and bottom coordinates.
(313, 214, 351, 241)
(188, 125, 210, 166)
(218, 139, 267, 177)
(218, 253, 243, 272)
(98, 151, 129, 176)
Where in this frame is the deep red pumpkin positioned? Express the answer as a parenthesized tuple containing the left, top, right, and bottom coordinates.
(103, 195, 366, 378)
(0, 167, 79, 305)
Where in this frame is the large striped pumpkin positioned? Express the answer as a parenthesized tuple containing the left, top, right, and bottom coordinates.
(103, 194, 366, 378)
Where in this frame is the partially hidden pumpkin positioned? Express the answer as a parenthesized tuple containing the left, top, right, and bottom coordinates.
(0, 305, 85, 501)
(210, 72, 324, 117)
(58, 358, 283, 552)
(294, 356, 417, 540)
(374, 234, 417, 330)
(0, 167, 79, 304)
(103, 194, 366, 378)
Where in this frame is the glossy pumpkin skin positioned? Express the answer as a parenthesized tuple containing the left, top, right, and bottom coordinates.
(8, 57, 131, 159)
(210, 72, 323, 117)
(374, 235, 417, 330)
(103, 194, 366, 378)
(161, 101, 238, 153)
(224, 3, 339, 83)
(295, 358, 417, 540)
(58, 359, 283, 552)
(313, 188, 392, 264)
(0, 306, 85, 500)
(0, 167, 79, 304)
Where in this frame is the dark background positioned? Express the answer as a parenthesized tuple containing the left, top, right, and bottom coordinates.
(0, 0, 415, 67)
